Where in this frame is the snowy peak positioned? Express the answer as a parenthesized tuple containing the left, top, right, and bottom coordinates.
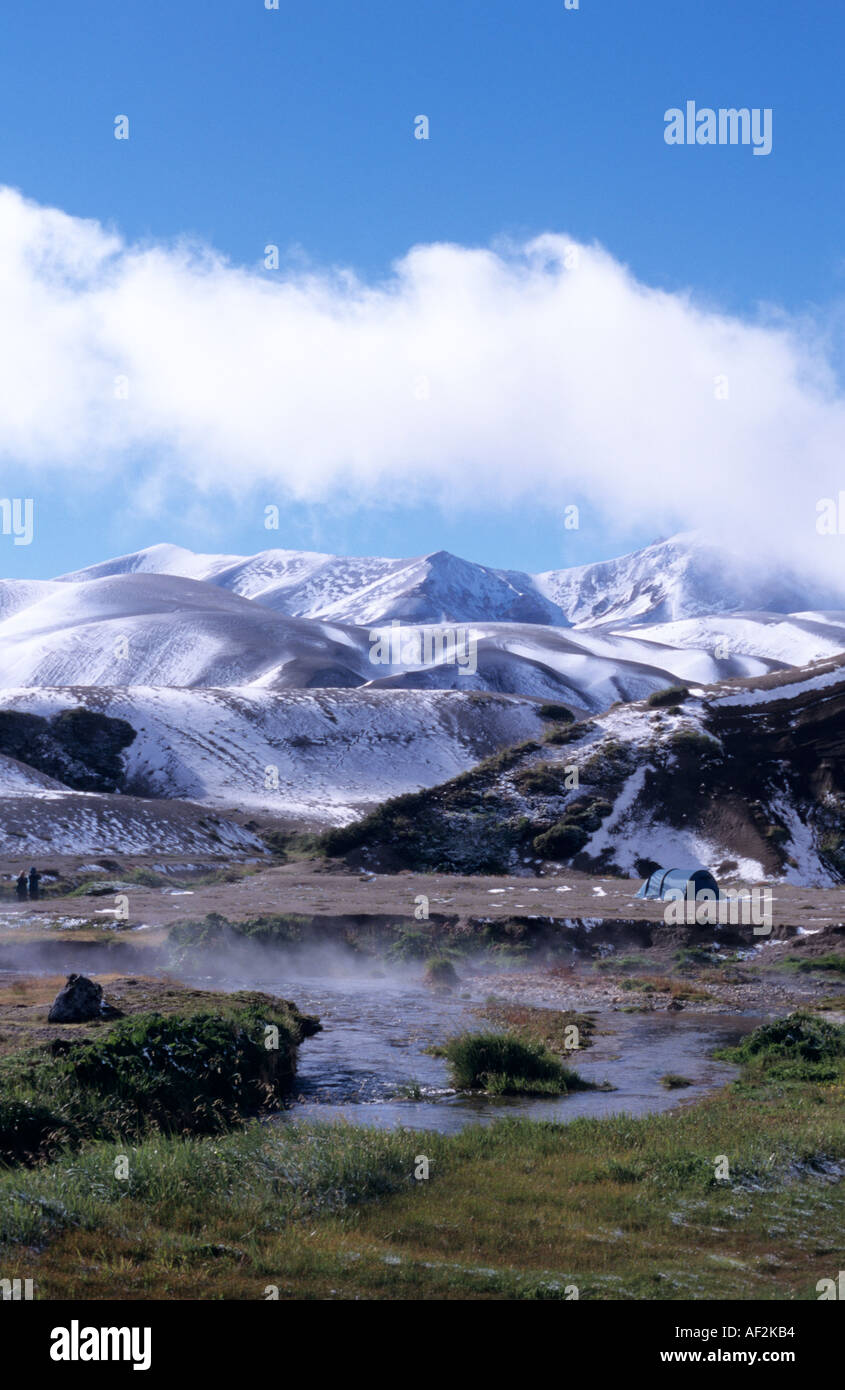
(58, 545, 569, 626)
(55, 532, 844, 629)
(536, 533, 845, 628)
(56, 542, 234, 584)
(326, 549, 568, 626)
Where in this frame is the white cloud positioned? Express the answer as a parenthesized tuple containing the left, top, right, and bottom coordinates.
(1, 184, 844, 574)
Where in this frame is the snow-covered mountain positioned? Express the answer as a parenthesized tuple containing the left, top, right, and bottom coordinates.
(2, 531, 844, 863)
(0, 573, 368, 690)
(56, 532, 845, 628)
(536, 534, 845, 628)
(9, 531, 836, 707)
(1, 568, 823, 708)
(58, 544, 566, 626)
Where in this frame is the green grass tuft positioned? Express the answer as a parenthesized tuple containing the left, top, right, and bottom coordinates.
(442, 1031, 592, 1096)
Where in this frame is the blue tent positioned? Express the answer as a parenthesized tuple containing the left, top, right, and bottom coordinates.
(636, 867, 720, 901)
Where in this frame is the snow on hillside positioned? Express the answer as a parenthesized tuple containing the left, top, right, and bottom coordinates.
(0, 574, 367, 690)
(345, 657, 845, 885)
(271, 550, 563, 626)
(362, 621, 780, 709)
(0, 686, 548, 825)
(619, 612, 845, 668)
(712, 661, 845, 708)
(57, 542, 245, 585)
(0, 788, 264, 857)
(0, 752, 68, 793)
(531, 663, 845, 885)
(560, 698, 774, 881)
(0, 572, 800, 707)
(0, 578, 65, 621)
(60, 544, 566, 626)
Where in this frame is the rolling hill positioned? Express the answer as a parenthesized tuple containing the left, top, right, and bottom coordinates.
(0, 686, 549, 831)
(2, 566, 841, 707)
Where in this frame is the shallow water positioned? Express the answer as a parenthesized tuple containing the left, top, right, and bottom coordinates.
(181, 961, 762, 1135)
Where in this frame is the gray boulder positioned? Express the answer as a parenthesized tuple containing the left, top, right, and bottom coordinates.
(48, 973, 107, 1023)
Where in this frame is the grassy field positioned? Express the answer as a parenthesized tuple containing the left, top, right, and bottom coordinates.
(1, 1014, 843, 1300)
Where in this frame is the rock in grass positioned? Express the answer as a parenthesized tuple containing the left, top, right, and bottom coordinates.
(47, 973, 117, 1023)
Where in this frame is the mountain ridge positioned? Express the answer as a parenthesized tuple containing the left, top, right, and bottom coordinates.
(4, 568, 838, 705)
(52, 532, 845, 629)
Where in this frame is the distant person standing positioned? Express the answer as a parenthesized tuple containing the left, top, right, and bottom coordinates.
(15, 871, 28, 900)
(28, 866, 41, 900)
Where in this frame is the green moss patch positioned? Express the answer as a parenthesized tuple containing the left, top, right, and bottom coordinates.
(715, 1012, 845, 1084)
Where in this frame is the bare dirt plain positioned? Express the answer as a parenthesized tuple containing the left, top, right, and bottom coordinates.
(0, 857, 844, 928)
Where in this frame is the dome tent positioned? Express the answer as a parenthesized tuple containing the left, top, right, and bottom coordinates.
(635, 867, 720, 901)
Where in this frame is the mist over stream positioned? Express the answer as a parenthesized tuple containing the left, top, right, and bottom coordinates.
(0, 929, 762, 1134)
(175, 946, 760, 1134)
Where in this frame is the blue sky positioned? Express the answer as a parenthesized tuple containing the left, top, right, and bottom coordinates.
(1, 0, 843, 579)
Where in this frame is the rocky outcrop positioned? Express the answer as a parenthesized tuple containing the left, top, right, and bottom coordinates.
(47, 973, 119, 1023)
(0, 707, 136, 792)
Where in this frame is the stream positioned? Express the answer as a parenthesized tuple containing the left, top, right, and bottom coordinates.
(180, 960, 762, 1135)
